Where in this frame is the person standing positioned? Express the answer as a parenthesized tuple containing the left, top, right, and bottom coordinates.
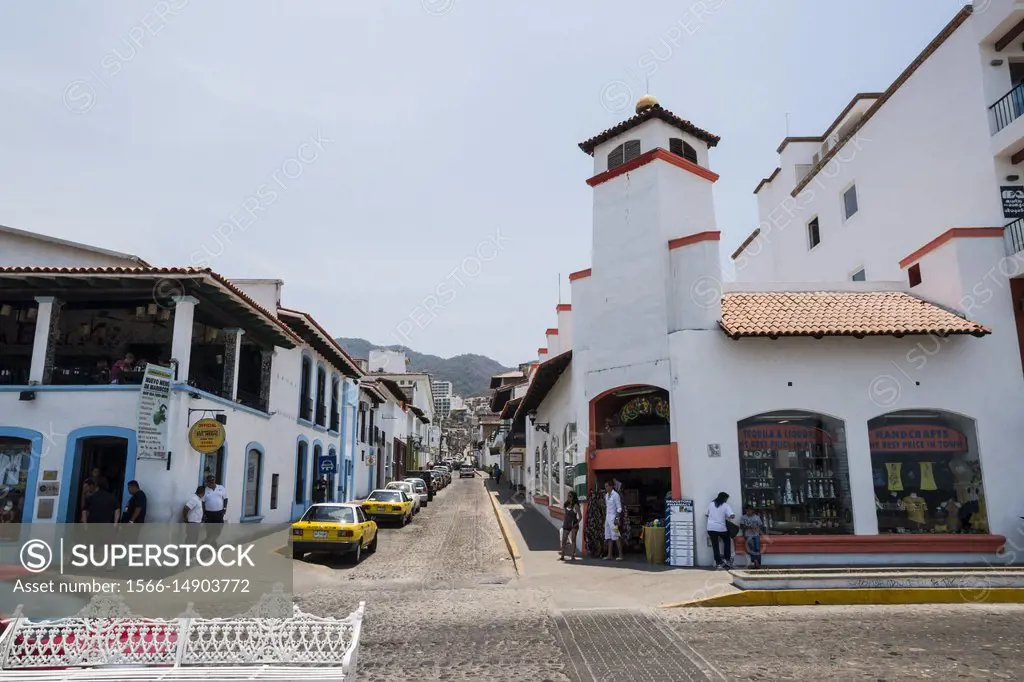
(312, 477, 328, 504)
(203, 475, 228, 545)
(121, 480, 147, 546)
(109, 351, 137, 383)
(82, 478, 119, 524)
(494, 464, 502, 486)
(739, 505, 764, 569)
(603, 480, 624, 561)
(705, 491, 735, 569)
(559, 490, 582, 561)
(183, 485, 206, 544)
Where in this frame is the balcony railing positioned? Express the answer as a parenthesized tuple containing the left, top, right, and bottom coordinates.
(1006, 217, 1024, 255)
(990, 82, 1024, 134)
(595, 424, 670, 450)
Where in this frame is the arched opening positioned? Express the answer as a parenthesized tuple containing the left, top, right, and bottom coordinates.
(736, 410, 853, 535)
(242, 445, 263, 519)
(541, 441, 550, 499)
(868, 410, 987, 534)
(299, 355, 313, 421)
(294, 440, 308, 506)
(0, 435, 34, 529)
(669, 137, 698, 164)
(593, 386, 670, 449)
(330, 376, 341, 432)
(315, 365, 327, 426)
(606, 139, 642, 170)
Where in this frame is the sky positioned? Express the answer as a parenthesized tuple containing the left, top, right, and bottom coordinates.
(0, 0, 974, 367)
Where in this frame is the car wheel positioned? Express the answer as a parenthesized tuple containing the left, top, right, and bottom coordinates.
(292, 548, 304, 560)
(368, 533, 378, 553)
(350, 542, 362, 564)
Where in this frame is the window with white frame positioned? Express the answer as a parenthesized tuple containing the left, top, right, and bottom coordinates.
(851, 268, 866, 282)
(807, 217, 821, 249)
(843, 184, 859, 220)
(243, 447, 262, 518)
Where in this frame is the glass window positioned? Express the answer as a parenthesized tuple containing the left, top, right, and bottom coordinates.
(294, 441, 307, 503)
(843, 184, 859, 219)
(563, 423, 577, 504)
(851, 268, 866, 282)
(736, 411, 853, 535)
(534, 446, 541, 494)
(807, 217, 820, 249)
(270, 474, 279, 510)
(549, 438, 561, 505)
(367, 490, 402, 502)
(541, 442, 549, 498)
(0, 437, 32, 525)
(869, 411, 987, 534)
(243, 448, 262, 517)
(202, 446, 225, 484)
(303, 505, 354, 523)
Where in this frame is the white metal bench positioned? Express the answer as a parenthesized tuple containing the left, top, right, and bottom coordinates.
(0, 585, 364, 680)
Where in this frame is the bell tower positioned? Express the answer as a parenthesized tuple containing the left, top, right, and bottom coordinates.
(575, 96, 722, 369)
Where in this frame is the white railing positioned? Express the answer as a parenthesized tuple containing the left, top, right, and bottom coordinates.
(0, 585, 364, 680)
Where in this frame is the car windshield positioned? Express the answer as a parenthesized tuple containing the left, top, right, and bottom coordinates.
(387, 483, 411, 492)
(367, 490, 402, 502)
(302, 506, 355, 523)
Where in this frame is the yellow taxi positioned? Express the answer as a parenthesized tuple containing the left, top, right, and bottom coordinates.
(290, 503, 378, 563)
(361, 488, 414, 526)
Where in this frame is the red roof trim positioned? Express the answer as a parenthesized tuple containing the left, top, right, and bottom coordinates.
(898, 228, 1004, 269)
(278, 307, 364, 377)
(545, 328, 559, 335)
(569, 268, 592, 282)
(556, 303, 572, 312)
(538, 348, 548, 354)
(668, 231, 721, 251)
(587, 148, 720, 187)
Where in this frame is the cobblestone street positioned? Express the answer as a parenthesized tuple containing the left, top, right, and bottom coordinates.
(292, 478, 1024, 681)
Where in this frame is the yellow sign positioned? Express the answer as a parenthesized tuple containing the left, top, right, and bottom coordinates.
(189, 418, 225, 454)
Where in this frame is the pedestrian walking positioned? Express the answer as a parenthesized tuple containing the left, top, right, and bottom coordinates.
(312, 477, 328, 504)
(603, 480, 623, 561)
(203, 475, 228, 545)
(559, 490, 582, 561)
(183, 485, 205, 545)
(739, 505, 764, 569)
(494, 464, 502, 485)
(705, 491, 736, 569)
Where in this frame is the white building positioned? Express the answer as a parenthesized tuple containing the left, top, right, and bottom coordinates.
(368, 349, 408, 373)
(432, 379, 453, 418)
(513, 7, 1024, 567)
(0, 228, 364, 529)
(367, 372, 434, 471)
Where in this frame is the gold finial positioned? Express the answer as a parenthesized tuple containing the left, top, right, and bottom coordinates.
(635, 94, 659, 114)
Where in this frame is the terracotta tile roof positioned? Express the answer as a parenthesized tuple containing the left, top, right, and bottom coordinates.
(278, 307, 364, 378)
(579, 104, 720, 155)
(719, 291, 990, 339)
(0, 265, 301, 346)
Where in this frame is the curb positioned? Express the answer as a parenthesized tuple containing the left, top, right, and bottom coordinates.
(485, 488, 521, 577)
(661, 587, 1024, 608)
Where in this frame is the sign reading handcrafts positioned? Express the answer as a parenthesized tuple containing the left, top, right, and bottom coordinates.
(188, 418, 226, 454)
(738, 425, 830, 451)
(136, 364, 172, 460)
(868, 425, 967, 453)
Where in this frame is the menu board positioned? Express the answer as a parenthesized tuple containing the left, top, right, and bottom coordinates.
(665, 498, 695, 567)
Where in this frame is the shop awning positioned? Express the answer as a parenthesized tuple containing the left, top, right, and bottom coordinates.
(513, 350, 572, 421)
(0, 266, 299, 349)
(278, 308, 363, 378)
(719, 291, 991, 340)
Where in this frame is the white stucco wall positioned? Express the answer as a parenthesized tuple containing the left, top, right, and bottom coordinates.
(0, 230, 144, 268)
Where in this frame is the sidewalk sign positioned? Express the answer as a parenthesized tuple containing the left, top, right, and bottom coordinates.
(665, 498, 695, 567)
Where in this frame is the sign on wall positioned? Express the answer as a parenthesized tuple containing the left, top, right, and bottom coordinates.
(188, 418, 226, 454)
(508, 447, 525, 466)
(868, 425, 967, 453)
(738, 424, 831, 451)
(318, 453, 338, 476)
(707, 443, 721, 458)
(573, 462, 588, 502)
(1001, 186, 1024, 219)
(666, 499, 695, 568)
(136, 364, 172, 460)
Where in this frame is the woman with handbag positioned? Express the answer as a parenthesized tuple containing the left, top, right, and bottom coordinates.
(559, 491, 582, 561)
(705, 491, 736, 569)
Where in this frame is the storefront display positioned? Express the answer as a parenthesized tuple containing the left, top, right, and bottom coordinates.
(869, 418, 987, 534)
(737, 415, 854, 535)
(0, 437, 32, 527)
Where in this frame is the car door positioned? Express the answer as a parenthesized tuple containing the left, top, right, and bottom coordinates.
(356, 506, 374, 545)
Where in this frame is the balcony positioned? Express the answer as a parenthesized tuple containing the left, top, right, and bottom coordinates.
(989, 83, 1024, 135)
(1006, 217, 1024, 255)
(989, 83, 1024, 159)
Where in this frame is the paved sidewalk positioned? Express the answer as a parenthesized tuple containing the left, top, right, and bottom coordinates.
(483, 480, 736, 609)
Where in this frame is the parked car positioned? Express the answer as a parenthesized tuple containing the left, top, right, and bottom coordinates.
(290, 503, 378, 563)
(407, 470, 440, 495)
(362, 489, 414, 526)
(386, 481, 423, 513)
(403, 477, 431, 505)
(432, 466, 451, 486)
(459, 465, 475, 479)
(431, 467, 449, 488)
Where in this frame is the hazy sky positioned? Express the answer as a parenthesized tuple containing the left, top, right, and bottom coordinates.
(0, 1, 971, 366)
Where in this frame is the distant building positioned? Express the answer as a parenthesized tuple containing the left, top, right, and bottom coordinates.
(368, 349, 408, 373)
(432, 380, 453, 417)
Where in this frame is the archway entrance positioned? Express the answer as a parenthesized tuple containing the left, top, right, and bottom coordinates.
(65, 437, 129, 523)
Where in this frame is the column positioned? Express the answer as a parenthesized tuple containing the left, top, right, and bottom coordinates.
(258, 350, 274, 411)
(170, 296, 198, 383)
(29, 296, 62, 384)
(221, 328, 244, 400)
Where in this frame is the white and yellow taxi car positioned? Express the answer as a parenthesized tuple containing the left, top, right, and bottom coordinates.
(361, 488, 414, 526)
(290, 502, 378, 563)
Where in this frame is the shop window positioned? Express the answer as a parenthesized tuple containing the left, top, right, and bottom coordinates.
(534, 445, 541, 495)
(550, 436, 561, 505)
(202, 446, 225, 484)
(294, 441, 308, 503)
(243, 447, 262, 518)
(593, 386, 670, 449)
(736, 411, 854, 535)
(869, 410, 987, 534)
(270, 474, 279, 510)
(541, 442, 550, 499)
(563, 423, 577, 504)
(0, 437, 32, 526)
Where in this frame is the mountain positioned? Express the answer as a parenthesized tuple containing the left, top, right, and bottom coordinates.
(335, 337, 512, 397)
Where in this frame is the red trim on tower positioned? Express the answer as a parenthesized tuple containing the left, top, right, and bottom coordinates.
(569, 268, 592, 282)
(545, 328, 559, 335)
(538, 348, 548, 354)
(898, 227, 1004, 269)
(586, 148, 720, 187)
(556, 304, 572, 312)
(668, 231, 721, 251)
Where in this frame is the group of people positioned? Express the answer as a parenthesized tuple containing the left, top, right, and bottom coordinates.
(91, 352, 162, 385)
(705, 491, 764, 569)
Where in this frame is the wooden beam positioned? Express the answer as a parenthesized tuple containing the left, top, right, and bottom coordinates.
(1012, 146, 1024, 165)
(995, 17, 1024, 52)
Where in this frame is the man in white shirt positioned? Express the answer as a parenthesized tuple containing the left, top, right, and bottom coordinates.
(182, 485, 205, 544)
(603, 480, 624, 561)
(203, 475, 228, 544)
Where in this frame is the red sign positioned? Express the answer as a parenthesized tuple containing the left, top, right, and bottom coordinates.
(738, 425, 831, 451)
(869, 425, 966, 453)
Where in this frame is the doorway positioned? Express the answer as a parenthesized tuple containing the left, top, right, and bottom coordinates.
(65, 437, 129, 522)
(585, 468, 672, 556)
